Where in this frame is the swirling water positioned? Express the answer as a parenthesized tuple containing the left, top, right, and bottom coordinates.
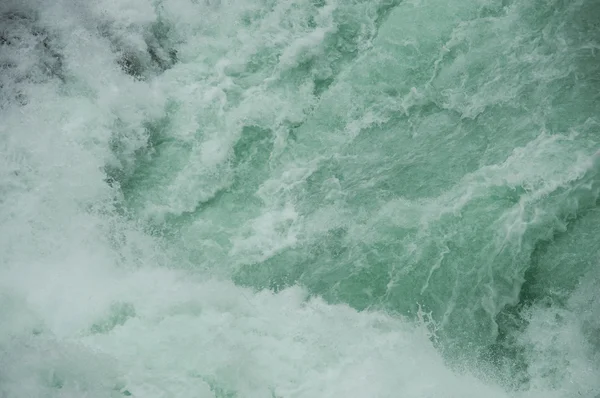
(1, 0, 599, 396)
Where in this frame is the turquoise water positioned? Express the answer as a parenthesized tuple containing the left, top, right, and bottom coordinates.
(1, 0, 599, 396)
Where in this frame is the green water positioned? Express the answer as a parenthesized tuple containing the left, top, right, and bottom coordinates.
(1, 0, 600, 396)
(120, 0, 599, 361)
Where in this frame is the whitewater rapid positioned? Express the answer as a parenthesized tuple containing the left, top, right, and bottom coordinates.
(1, 0, 599, 397)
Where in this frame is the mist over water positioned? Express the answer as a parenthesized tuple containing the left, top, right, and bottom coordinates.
(1, 0, 599, 396)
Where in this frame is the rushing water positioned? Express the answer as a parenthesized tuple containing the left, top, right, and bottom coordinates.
(1, 0, 599, 396)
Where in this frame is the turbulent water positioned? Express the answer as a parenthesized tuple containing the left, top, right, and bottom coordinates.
(1, 0, 600, 396)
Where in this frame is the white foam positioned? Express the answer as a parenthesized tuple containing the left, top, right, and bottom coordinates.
(2, 258, 512, 398)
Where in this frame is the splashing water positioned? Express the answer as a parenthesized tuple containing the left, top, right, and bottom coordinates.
(1, 0, 599, 396)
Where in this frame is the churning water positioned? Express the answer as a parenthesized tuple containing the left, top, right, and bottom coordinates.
(1, 0, 599, 396)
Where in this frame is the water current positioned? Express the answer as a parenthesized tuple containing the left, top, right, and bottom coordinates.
(1, 0, 599, 396)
